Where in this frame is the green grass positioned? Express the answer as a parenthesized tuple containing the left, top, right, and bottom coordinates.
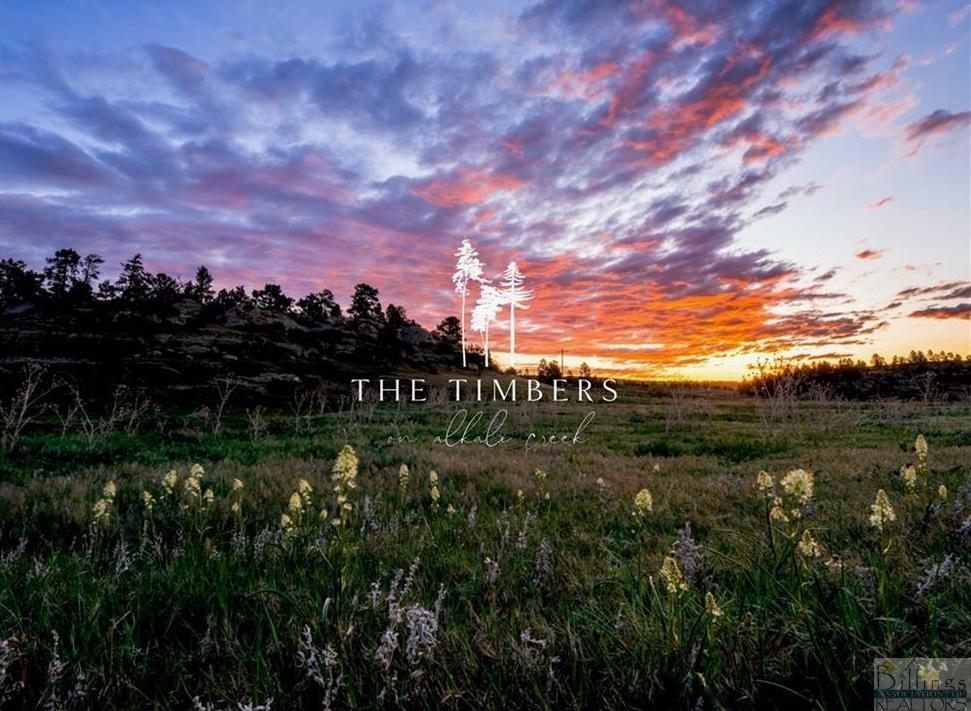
(634, 434, 793, 462)
(0, 384, 968, 708)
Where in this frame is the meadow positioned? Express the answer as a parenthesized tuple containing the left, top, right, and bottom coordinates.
(0, 378, 968, 709)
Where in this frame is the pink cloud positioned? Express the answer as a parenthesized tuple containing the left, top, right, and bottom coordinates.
(411, 169, 526, 208)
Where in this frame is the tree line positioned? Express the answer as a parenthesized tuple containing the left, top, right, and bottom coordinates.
(0, 248, 465, 341)
(740, 351, 971, 401)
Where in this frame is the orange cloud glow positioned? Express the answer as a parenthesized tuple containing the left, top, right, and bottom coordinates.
(412, 169, 526, 207)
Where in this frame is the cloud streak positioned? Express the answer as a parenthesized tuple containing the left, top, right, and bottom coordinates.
(903, 109, 971, 152)
(909, 304, 971, 320)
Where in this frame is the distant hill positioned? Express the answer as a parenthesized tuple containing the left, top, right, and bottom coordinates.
(0, 297, 467, 404)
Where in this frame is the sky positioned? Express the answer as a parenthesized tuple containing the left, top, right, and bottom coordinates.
(0, 0, 969, 379)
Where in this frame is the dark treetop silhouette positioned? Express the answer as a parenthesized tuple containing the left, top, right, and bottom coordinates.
(0, 250, 475, 404)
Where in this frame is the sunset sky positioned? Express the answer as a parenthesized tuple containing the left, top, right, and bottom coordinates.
(1, 0, 969, 379)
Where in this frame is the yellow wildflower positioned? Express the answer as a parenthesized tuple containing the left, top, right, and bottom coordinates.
(659, 555, 688, 595)
(332, 445, 358, 486)
(142, 491, 154, 512)
(757, 471, 774, 494)
(429, 471, 440, 509)
(182, 463, 203, 500)
(869, 489, 896, 532)
(900, 465, 917, 490)
(797, 529, 821, 559)
(516, 489, 524, 501)
(704, 591, 724, 619)
(769, 504, 789, 524)
(288, 491, 303, 513)
(162, 470, 179, 495)
(91, 482, 117, 527)
(915, 434, 928, 465)
(91, 497, 112, 527)
(280, 513, 294, 534)
(231, 478, 244, 492)
(446, 504, 456, 514)
(184, 476, 201, 499)
(331, 445, 359, 523)
(297, 478, 313, 508)
(780, 469, 814, 505)
(633, 489, 653, 517)
(230, 501, 241, 515)
(938, 484, 948, 500)
(398, 464, 409, 492)
(533, 468, 547, 482)
(202, 488, 214, 507)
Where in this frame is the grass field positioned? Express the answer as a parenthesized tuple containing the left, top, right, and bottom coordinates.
(0, 378, 969, 709)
